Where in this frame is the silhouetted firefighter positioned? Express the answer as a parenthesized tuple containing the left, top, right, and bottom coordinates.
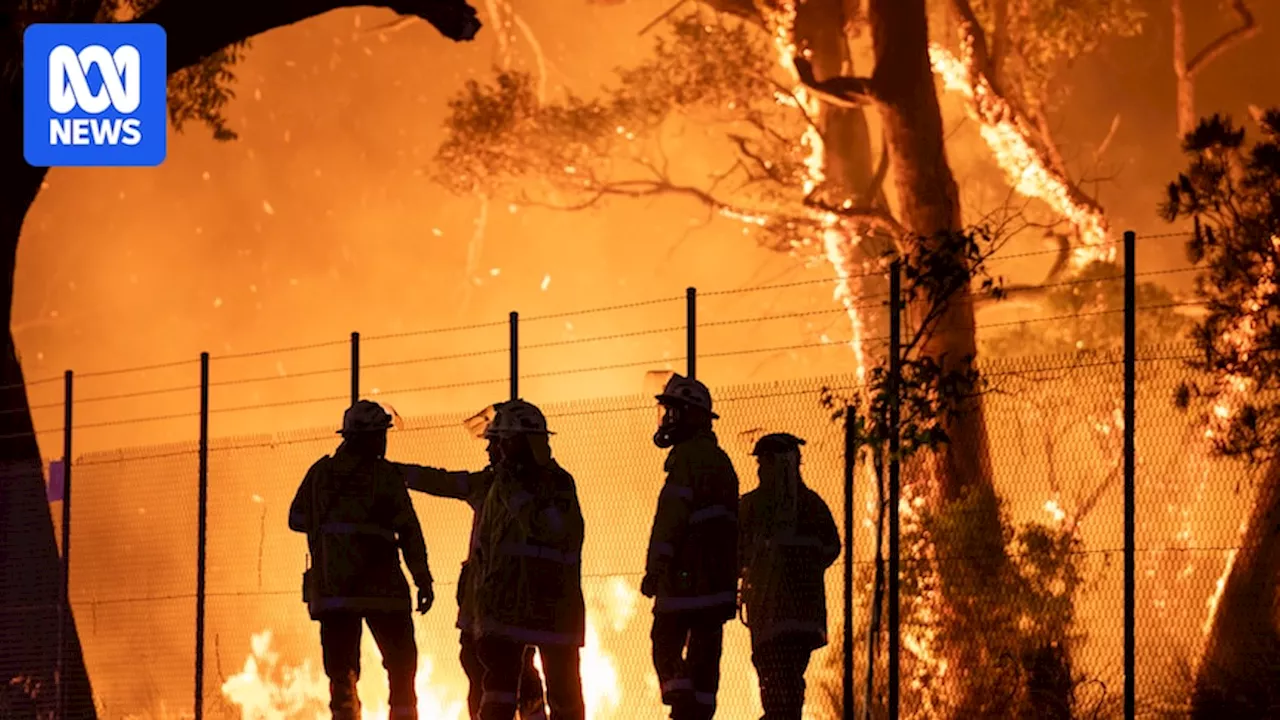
(738, 433, 841, 720)
(399, 401, 550, 720)
(288, 400, 435, 720)
(465, 400, 586, 720)
(642, 375, 739, 720)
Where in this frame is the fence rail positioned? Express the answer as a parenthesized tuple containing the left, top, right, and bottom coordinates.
(2, 229, 1252, 720)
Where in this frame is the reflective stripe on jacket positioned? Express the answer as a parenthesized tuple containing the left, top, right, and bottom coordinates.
(287, 451, 433, 615)
(645, 431, 739, 618)
(400, 464, 494, 631)
(738, 483, 840, 650)
(473, 461, 586, 646)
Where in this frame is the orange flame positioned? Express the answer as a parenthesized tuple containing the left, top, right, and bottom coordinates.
(928, 38, 1112, 266)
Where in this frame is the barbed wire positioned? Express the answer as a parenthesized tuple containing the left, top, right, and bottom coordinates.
(361, 318, 509, 343)
(520, 295, 684, 323)
(0, 237, 1203, 388)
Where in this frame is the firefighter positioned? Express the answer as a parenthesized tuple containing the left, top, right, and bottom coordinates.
(739, 433, 841, 720)
(287, 400, 434, 720)
(470, 400, 586, 720)
(641, 374, 739, 720)
(397, 402, 549, 720)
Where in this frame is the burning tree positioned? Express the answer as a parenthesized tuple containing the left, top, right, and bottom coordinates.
(433, 0, 1144, 714)
(0, 2, 478, 717)
(1164, 109, 1280, 717)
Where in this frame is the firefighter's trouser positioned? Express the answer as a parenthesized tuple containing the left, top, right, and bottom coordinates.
(651, 610, 726, 720)
(477, 636, 583, 720)
(461, 631, 548, 719)
(751, 635, 814, 720)
(319, 610, 418, 720)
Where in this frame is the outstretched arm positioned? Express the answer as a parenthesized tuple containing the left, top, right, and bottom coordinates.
(396, 463, 479, 500)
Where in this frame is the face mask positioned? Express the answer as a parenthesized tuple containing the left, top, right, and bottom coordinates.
(654, 404, 682, 449)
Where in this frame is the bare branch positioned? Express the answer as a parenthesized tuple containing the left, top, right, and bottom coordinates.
(1173, 0, 1259, 137)
(1186, 0, 1259, 76)
(793, 56, 880, 108)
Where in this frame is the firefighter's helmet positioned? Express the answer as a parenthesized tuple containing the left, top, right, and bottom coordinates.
(752, 432, 806, 456)
(484, 399, 555, 439)
(655, 374, 718, 419)
(337, 400, 394, 434)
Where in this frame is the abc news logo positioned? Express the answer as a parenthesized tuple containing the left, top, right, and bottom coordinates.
(23, 24, 167, 168)
(48, 44, 143, 147)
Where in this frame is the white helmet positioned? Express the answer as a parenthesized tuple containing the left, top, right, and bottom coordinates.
(656, 374, 718, 419)
(337, 400, 394, 434)
(484, 399, 554, 439)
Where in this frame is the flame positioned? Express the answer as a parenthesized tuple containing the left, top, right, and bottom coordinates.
(223, 612, 623, 719)
(757, 0, 868, 385)
(928, 39, 1112, 266)
(1198, 239, 1279, 636)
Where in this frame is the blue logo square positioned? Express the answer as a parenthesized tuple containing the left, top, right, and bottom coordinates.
(23, 23, 168, 168)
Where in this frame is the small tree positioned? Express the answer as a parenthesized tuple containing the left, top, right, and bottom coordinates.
(1163, 110, 1280, 716)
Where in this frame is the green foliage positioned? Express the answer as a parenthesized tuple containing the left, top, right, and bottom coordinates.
(966, 0, 1145, 112)
(1164, 110, 1280, 462)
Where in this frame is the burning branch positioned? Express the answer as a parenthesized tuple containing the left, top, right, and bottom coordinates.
(1172, 0, 1259, 138)
(930, 0, 1113, 267)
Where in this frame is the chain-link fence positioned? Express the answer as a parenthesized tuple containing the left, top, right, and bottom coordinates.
(3, 229, 1262, 720)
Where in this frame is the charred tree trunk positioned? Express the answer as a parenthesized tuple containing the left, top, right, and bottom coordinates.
(0, 2, 474, 716)
(1191, 457, 1280, 717)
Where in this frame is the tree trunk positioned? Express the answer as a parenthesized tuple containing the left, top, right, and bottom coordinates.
(866, 0, 1003, 714)
(867, 0, 993, 502)
(794, 0, 893, 344)
(1191, 457, 1280, 717)
(0, 2, 474, 715)
(0, 62, 92, 717)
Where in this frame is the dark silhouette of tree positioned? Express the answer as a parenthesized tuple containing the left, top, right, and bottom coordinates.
(0, 2, 478, 717)
(1163, 109, 1280, 716)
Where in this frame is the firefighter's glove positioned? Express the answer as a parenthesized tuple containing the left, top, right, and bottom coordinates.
(417, 585, 435, 614)
(640, 574, 658, 598)
(421, 1, 482, 41)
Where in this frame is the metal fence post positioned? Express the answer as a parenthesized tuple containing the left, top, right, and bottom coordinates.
(350, 332, 360, 405)
(842, 407, 855, 719)
(1123, 230, 1136, 719)
(195, 353, 209, 720)
(509, 312, 519, 400)
(687, 287, 697, 380)
(57, 370, 72, 720)
(887, 260, 902, 720)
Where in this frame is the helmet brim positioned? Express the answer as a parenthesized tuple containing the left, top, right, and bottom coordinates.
(655, 393, 719, 419)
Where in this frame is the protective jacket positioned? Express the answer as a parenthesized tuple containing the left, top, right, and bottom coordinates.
(473, 461, 586, 647)
(645, 431, 739, 618)
(288, 449, 433, 614)
(399, 465, 494, 633)
(739, 481, 840, 651)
